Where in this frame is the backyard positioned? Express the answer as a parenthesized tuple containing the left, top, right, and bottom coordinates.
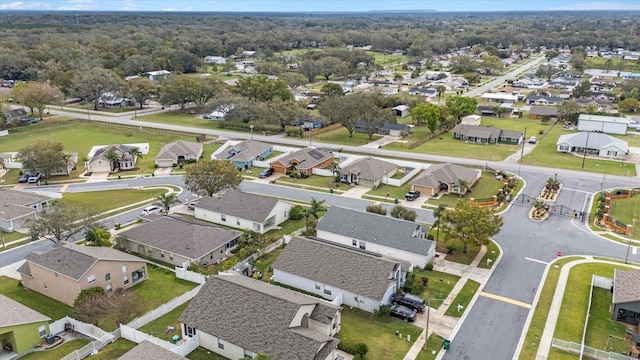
(138, 302, 190, 341)
(383, 134, 520, 161)
(90, 339, 137, 360)
(19, 339, 91, 360)
(0, 276, 74, 320)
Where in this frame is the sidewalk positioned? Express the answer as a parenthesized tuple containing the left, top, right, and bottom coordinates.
(403, 246, 491, 360)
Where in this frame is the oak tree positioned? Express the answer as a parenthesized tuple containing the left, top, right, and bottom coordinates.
(184, 160, 243, 196)
(441, 200, 503, 253)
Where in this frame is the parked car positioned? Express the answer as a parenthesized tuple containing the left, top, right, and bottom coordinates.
(528, 136, 537, 144)
(18, 173, 29, 183)
(259, 168, 275, 178)
(27, 173, 42, 183)
(187, 201, 198, 210)
(392, 293, 426, 312)
(405, 190, 421, 201)
(389, 305, 417, 322)
(141, 205, 162, 216)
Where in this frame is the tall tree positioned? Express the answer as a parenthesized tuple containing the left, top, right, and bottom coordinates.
(11, 82, 63, 119)
(557, 99, 581, 123)
(123, 78, 158, 109)
(18, 140, 66, 178)
(441, 200, 503, 253)
(192, 76, 222, 110)
(85, 224, 111, 247)
(320, 83, 344, 98)
(70, 68, 122, 110)
(433, 204, 447, 243)
(184, 160, 243, 196)
(26, 200, 94, 243)
(278, 72, 309, 89)
(267, 99, 306, 130)
(156, 192, 180, 212)
(159, 75, 198, 110)
(411, 102, 440, 131)
(232, 75, 293, 102)
(450, 55, 476, 73)
(479, 54, 504, 75)
(446, 96, 478, 122)
(318, 92, 377, 137)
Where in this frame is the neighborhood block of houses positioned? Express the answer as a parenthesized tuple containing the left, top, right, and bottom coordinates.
(0, 188, 53, 232)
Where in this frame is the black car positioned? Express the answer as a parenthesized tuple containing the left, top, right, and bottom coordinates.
(18, 173, 29, 183)
(392, 293, 426, 312)
(389, 305, 417, 322)
(259, 168, 275, 178)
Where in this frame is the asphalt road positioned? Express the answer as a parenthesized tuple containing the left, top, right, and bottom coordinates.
(465, 55, 548, 98)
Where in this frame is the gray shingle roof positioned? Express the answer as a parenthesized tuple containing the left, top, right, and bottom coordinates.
(556, 132, 628, 152)
(412, 163, 480, 188)
(0, 294, 51, 327)
(196, 189, 283, 223)
(275, 237, 406, 300)
(272, 148, 333, 170)
(155, 140, 203, 161)
(219, 140, 272, 163)
(339, 157, 396, 182)
(529, 106, 558, 116)
(119, 216, 242, 261)
(179, 275, 340, 360)
(500, 129, 523, 140)
(613, 269, 640, 304)
(0, 188, 52, 221)
(317, 207, 432, 255)
(19, 243, 144, 281)
(118, 341, 186, 360)
(453, 124, 502, 139)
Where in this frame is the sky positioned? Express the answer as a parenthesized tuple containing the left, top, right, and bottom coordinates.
(2, 0, 640, 12)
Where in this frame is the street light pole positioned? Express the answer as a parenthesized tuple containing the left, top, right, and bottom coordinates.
(424, 297, 447, 351)
(581, 131, 590, 169)
(517, 127, 526, 183)
(250, 124, 254, 140)
(626, 218, 636, 264)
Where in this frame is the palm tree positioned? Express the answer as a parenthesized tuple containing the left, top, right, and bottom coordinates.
(104, 149, 120, 171)
(307, 197, 326, 219)
(457, 178, 470, 197)
(156, 192, 180, 213)
(433, 204, 447, 243)
(128, 147, 143, 160)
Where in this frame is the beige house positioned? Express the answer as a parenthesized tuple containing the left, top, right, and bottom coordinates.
(411, 163, 481, 197)
(18, 243, 147, 305)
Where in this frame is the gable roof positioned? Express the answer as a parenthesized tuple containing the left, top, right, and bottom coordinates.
(453, 124, 501, 139)
(578, 114, 629, 124)
(119, 216, 242, 261)
(556, 132, 628, 152)
(0, 294, 51, 327)
(275, 237, 407, 300)
(500, 129, 523, 139)
(412, 163, 480, 188)
(118, 341, 186, 360)
(272, 148, 333, 170)
(90, 144, 135, 164)
(382, 123, 412, 131)
(317, 206, 432, 255)
(196, 189, 285, 223)
(0, 188, 52, 221)
(219, 140, 272, 163)
(19, 243, 144, 281)
(340, 157, 396, 181)
(155, 141, 203, 161)
(613, 269, 640, 304)
(529, 106, 558, 116)
(524, 95, 565, 103)
(179, 275, 340, 360)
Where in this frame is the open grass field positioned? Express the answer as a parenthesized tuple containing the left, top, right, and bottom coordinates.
(0, 276, 74, 320)
(610, 132, 640, 148)
(366, 180, 413, 200)
(313, 126, 380, 146)
(137, 111, 226, 132)
(19, 339, 91, 360)
(370, 51, 409, 67)
(186, 347, 231, 360)
(609, 195, 640, 226)
(336, 307, 422, 360)
(62, 188, 167, 214)
(522, 125, 637, 177)
(444, 279, 480, 317)
(584, 57, 640, 73)
(412, 269, 460, 309)
(383, 134, 519, 161)
(427, 171, 506, 208)
(276, 174, 348, 192)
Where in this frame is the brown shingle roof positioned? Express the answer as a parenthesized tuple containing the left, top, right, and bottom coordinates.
(0, 294, 51, 327)
(0, 188, 52, 221)
(272, 148, 333, 170)
(118, 341, 186, 360)
(613, 269, 640, 304)
(339, 157, 396, 182)
(155, 140, 203, 162)
(412, 163, 480, 188)
(196, 189, 284, 223)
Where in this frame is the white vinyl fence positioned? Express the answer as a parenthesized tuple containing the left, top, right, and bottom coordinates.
(50, 316, 112, 340)
(120, 324, 200, 356)
(175, 267, 207, 284)
(126, 284, 202, 329)
(592, 275, 613, 289)
(551, 338, 633, 360)
(60, 329, 120, 360)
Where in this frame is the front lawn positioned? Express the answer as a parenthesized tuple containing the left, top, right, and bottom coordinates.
(609, 195, 640, 227)
(0, 276, 73, 320)
(62, 189, 167, 214)
(383, 135, 519, 161)
(19, 339, 91, 360)
(336, 307, 422, 360)
(276, 174, 346, 191)
(90, 339, 137, 360)
(366, 181, 413, 200)
(411, 269, 460, 309)
(415, 334, 446, 360)
(478, 240, 501, 269)
(427, 171, 506, 208)
(1, 230, 27, 243)
(436, 243, 481, 266)
(137, 111, 225, 131)
(444, 279, 480, 317)
(138, 302, 190, 341)
(313, 126, 379, 146)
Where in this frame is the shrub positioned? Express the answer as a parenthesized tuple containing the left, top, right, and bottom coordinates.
(425, 263, 434, 271)
(289, 205, 305, 220)
(114, 223, 121, 230)
(427, 234, 434, 240)
(377, 304, 391, 317)
(366, 203, 387, 215)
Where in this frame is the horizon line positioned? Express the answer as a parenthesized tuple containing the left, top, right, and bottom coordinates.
(3, 9, 640, 13)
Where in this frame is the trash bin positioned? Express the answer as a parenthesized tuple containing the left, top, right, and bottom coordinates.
(330, 188, 333, 193)
(151, 172, 155, 177)
(118, 175, 121, 180)
(443, 339, 451, 350)
(44, 181, 48, 185)
(394, 198, 399, 204)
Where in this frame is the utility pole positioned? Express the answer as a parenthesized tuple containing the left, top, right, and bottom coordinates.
(424, 297, 447, 351)
(626, 218, 636, 264)
(517, 127, 526, 183)
(581, 131, 590, 169)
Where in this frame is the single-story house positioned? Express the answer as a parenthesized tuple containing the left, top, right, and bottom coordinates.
(576, 98, 613, 110)
(577, 114, 629, 135)
(270, 148, 334, 176)
(18, 243, 148, 305)
(118, 341, 187, 360)
(194, 189, 293, 234)
(556, 132, 628, 159)
(524, 95, 565, 106)
(481, 93, 518, 103)
(155, 140, 203, 168)
(273, 237, 410, 313)
(612, 269, 640, 326)
(0, 294, 51, 356)
(460, 115, 481, 126)
(381, 123, 412, 136)
(339, 157, 397, 188)
(409, 87, 438, 98)
(316, 206, 435, 268)
(142, 70, 171, 81)
(20, 152, 78, 178)
(477, 105, 498, 116)
(452, 124, 523, 145)
(528, 106, 558, 120)
(204, 56, 227, 65)
(392, 105, 410, 117)
(85, 144, 139, 173)
(118, 216, 242, 268)
(214, 140, 273, 170)
(179, 275, 341, 360)
(411, 163, 481, 197)
(0, 188, 52, 232)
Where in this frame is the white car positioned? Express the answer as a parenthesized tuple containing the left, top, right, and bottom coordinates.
(528, 136, 537, 144)
(141, 205, 162, 216)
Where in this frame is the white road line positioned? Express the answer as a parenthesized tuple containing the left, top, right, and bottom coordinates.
(525, 257, 548, 265)
(562, 188, 592, 194)
(633, 247, 638, 255)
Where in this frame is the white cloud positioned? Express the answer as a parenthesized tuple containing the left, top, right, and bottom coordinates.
(68, 0, 96, 3)
(118, 0, 137, 11)
(547, 2, 640, 10)
(182, 6, 192, 11)
(162, 7, 177, 11)
(0, 1, 51, 10)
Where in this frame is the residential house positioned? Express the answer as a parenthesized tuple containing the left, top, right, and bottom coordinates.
(477, 105, 499, 117)
(590, 78, 617, 91)
(409, 87, 438, 98)
(460, 114, 481, 126)
(452, 124, 523, 145)
(0, 188, 52, 232)
(316, 206, 434, 268)
(20, 152, 78, 178)
(270, 148, 334, 176)
(142, 70, 171, 81)
(339, 157, 396, 187)
(214, 140, 273, 170)
(612, 269, 640, 326)
(194, 189, 293, 234)
(392, 105, 410, 117)
(155, 141, 203, 168)
(381, 123, 412, 136)
(577, 114, 629, 135)
(556, 132, 628, 159)
(204, 56, 227, 65)
(86, 145, 139, 173)
(118, 216, 243, 268)
(351, 83, 374, 93)
(18, 243, 147, 305)
(528, 106, 558, 120)
(273, 237, 410, 313)
(481, 93, 518, 103)
(179, 275, 341, 360)
(524, 95, 565, 106)
(118, 341, 187, 360)
(576, 98, 613, 111)
(0, 295, 51, 356)
(411, 163, 481, 197)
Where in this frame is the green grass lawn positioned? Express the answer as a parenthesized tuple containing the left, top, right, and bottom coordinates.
(313, 126, 379, 146)
(137, 111, 226, 132)
(366, 181, 413, 200)
(253, 247, 283, 281)
(1, 230, 27, 243)
(522, 125, 637, 177)
(383, 134, 519, 161)
(585, 57, 640, 73)
(186, 347, 230, 360)
(62, 189, 167, 214)
(547, 348, 581, 359)
(427, 171, 505, 208)
(588, 288, 629, 354)
(412, 269, 460, 309)
(609, 195, 640, 226)
(437, 243, 481, 265)
(478, 240, 501, 270)
(415, 333, 446, 360)
(370, 51, 408, 66)
(19, 339, 91, 360)
(138, 302, 190, 341)
(481, 117, 551, 135)
(610, 133, 640, 148)
(444, 280, 480, 317)
(90, 339, 137, 360)
(0, 276, 73, 320)
(276, 174, 347, 191)
(336, 307, 422, 360)
(264, 151, 284, 160)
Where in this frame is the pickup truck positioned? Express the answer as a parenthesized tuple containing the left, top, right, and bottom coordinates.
(405, 190, 420, 201)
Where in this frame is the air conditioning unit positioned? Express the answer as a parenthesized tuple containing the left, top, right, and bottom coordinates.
(45, 334, 56, 344)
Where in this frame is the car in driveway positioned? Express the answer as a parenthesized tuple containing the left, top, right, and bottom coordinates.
(141, 205, 162, 216)
(392, 292, 426, 312)
(389, 305, 417, 322)
(187, 201, 198, 210)
(18, 173, 29, 183)
(259, 168, 275, 178)
(528, 136, 537, 144)
(27, 173, 42, 183)
(405, 190, 420, 201)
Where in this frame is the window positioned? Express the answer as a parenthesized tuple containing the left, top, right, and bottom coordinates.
(38, 325, 47, 337)
(284, 211, 287, 218)
(244, 350, 256, 359)
(559, 145, 570, 152)
(160, 252, 165, 258)
(105, 273, 111, 281)
(359, 241, 366, 250)
(324, 288, 332, 295)
(218, 339, 225, 350)
(122, 265, 127, 273)
(169, 254, 174, 261)
(185, 325, 196, 337)
(236, 219, 240, 226)
(352, 239, 357, 246)
(106, 283, 112, 292)
(88, 275, 96, 283)
(315, 284, 321, 290)
(221, 215, 226, 222)
(124, 275, 129, 285)
(607, 150, 617, 156)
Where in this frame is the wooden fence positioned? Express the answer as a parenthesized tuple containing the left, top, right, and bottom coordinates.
(408, 129, 446, 150)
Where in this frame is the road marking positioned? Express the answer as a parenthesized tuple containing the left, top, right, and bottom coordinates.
(480, 292, 531, 309)
(561, 188, 591, 194)
(60, 184, 69, 193)
(633, 247, 638, 255)
(525, 257, 548, 265)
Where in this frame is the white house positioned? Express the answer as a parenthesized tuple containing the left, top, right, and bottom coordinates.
(273, 237, 410, 313)
(460, 114, 481, 126)
(481, 93, 518, 103)
(0, 189, 53, 232)
(142, 70, 171, 81)
(194, 189, 293, 234)
(556, 132, 629, 159)
(577, 114, 629, 135)
(316, 206, 435, 268)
